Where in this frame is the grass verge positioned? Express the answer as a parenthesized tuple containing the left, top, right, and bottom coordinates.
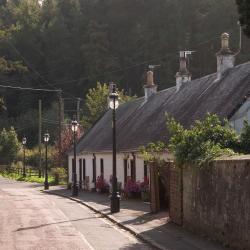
(0, 171, 56, 185)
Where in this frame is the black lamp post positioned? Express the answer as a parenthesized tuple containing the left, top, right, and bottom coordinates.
(72, 119, 79, 196)
(44, 132, 50, 190)
(22, 136, 27, 177)
(109, 83, 120, 213)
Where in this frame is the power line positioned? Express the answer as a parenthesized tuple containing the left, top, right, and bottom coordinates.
(0, 84, 61, 92)
(4, 40, 79, 99)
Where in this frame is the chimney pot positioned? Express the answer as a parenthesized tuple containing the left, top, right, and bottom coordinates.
(146, 71, 154, 86)
(144, 70, 157, 101)
(175, 51, 191, 91)
(216, 32, 235, 80)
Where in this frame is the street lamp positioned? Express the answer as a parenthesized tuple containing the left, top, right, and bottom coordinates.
(72, 119, 79, 196)
(44, 132, 50, 190)
(109, 83, 120, 213)
(22, 136, 27, 177)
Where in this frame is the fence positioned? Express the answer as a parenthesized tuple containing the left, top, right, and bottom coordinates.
(0, 165, 43, 177)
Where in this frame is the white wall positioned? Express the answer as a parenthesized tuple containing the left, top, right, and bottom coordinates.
(230, 98, 250, 133)
(68, 152, 149, 190)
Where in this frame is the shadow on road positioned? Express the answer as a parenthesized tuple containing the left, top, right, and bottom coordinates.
(14, 216, 102, 232)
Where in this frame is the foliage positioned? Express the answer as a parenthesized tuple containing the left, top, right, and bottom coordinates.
(0, 97, 6, 112)
(0, 171, 55, 184)
(124, 178, 141, 194)
(51, 167, 67, 185)
(236, 0, 250, 37)
(167, 113, 238, 167)
(53, 126, 82, 167)
(139, 141, 167, 164)
(17, 145, 55, 168)
(239, 120, 250, 154)
(0, 127, 20, 164)
(82, 82, 135, 129)
(1, 0, 249, 145)
(96, 176, 109, 193)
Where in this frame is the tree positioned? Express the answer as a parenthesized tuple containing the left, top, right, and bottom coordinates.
(0, 98, 6, 112)
(82, 82, 135, 130)
(53, 126, 82, 167)
(236, 0, 250, 37)
(0, 127, 20, 164)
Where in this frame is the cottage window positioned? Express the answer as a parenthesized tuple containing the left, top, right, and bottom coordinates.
(100, 158, 104, 177)
(92, 157, 96, 183)
(79, 159, 82, 184)
(130, 159, 136, 181)
(83, 159, 86, 180)
(124, 159, 128, 184)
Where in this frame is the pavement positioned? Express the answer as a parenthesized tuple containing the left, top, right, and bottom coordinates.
(45, 186, 228, 250)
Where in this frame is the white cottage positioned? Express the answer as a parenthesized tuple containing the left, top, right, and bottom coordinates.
(68, 33, 250, 190)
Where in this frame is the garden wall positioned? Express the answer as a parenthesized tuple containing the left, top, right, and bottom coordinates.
(182, 156, 250, 250)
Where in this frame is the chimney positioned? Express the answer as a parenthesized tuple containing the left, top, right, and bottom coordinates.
(144, 70, 157, 101)
(175, 51, 191, 91)
(216, 33, 235, 79)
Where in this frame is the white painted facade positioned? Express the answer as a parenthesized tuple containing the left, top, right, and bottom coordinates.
(229, 97, 250, 133)
(68, 152, 149, 190)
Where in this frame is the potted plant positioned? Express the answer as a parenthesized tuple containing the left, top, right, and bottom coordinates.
(124, 178, 141, 199)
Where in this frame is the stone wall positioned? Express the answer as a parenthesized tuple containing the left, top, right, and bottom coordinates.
(183, 156, 250, 250)
(169, 165, 183, 225)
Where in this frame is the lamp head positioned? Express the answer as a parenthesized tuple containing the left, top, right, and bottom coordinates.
(71, 120, 79, 132)
(109, 83, 119, 110)
(22, 136, 27, 145)
(44, 132, 50, 143)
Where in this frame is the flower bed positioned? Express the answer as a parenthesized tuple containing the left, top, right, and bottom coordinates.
(124, 178, 141, 198)
(96, 176, 109, 193)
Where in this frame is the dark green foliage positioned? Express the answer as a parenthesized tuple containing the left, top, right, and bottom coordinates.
(239, 120, 250, 153)
(0, 0, 250, 145)
(0, 127, 20, 164)
(82, 82, 135, 129)
(236, 0, 250, 37)
(140, 141, 167, 164)
(167, 114, 238, 167)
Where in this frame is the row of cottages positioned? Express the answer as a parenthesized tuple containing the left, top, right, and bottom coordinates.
(68, 33, 250, 191)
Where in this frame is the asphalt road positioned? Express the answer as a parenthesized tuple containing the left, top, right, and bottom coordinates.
(0, 177, 155, 250)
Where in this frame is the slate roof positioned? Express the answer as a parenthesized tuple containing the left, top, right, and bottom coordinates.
(73, 61, 250, 154)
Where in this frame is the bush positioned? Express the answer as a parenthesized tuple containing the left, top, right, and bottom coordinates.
(51, 167, 67, 185)
(167, 113, 238, 167)
(239, 120, 250, 154)
(124, 178, 141, 197)
(96, 176, 109, 193)
(0, 127, 20, 164)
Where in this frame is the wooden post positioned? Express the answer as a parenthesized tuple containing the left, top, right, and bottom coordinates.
(38, 99, 42, 178)
(150, 162, 160, 213)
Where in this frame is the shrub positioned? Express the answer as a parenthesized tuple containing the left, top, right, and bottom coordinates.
(96, 176, 109, 192)
(124, 178, 140, 194)
(167, 113, 238, 167)
(239, 120, 250, 154)
(0, 127, 20, 164)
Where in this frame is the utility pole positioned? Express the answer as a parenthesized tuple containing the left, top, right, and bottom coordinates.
(76, 98, 81, 122)
(38, 99, 42, 178)
(58, 91, 63, 168)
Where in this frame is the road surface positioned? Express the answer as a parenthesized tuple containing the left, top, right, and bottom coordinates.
(0, 177, 155, 250)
